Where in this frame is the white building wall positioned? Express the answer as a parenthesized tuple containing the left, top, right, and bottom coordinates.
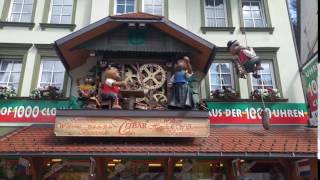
(0, 0, 305, 103)
(90, 0, 109, 23)
(168, 0, 187, 28)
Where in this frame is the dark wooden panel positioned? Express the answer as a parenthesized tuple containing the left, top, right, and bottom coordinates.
(76, 25, 193, 53)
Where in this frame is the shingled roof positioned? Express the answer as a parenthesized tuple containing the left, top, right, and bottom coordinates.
(54, 12, 216, 76)
(0, 125, 316, 158)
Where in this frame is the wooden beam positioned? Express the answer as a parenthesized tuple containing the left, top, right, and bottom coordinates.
(166, 157, 177, 180)
(30, 157, 47, 180)
(224, 159, 236, 180)
(94, 157, 105, 180)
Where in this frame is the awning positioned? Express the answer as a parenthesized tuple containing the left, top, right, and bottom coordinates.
(0, 125, 316, 158)
(54, 12, 216, 74)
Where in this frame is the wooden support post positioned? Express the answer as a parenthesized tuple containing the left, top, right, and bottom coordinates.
(94, 157, 106, 180)
(224, 159, 237, 180)
(278, 158, 292, 180)
(166, 157, 176, 180)
(29, 158, 37, 180)
(29, 157, 46, 180)
(310, 158, 318, 180)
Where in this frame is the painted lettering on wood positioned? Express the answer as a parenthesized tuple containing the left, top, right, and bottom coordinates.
(55, 117, 209, 137)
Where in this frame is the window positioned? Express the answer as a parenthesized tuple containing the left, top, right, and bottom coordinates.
(143, 0, 164, 16)
(208, 62, 235, 91)
(49, 0, 74, 24)
(0, 59, 22, 91)
(241, 0, 266, 27)
(38, 58, 65, 90)
(115, 0, 136, 14)
(250, 61, 276, 90)
(8, 0, 34, 22)
(204, 0, 227, 27)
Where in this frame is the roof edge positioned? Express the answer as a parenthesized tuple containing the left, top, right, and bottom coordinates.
(110, 12, 163, 20)
(55, 17, 113, 46)
(0, 152, 316, 158)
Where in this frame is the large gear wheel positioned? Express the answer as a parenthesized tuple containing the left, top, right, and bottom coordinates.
(137, 87, 166, 104)
(124, 68, 141, 90)
(153, 93, 167, 104)
(139, 64, 166, 90)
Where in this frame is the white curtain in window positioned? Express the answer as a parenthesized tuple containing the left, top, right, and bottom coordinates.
(39, 59, 65, 90)
(209, 62, 234, 91)
(251, 62, 275, 89)
(0, 59, 22, 90)
(205, 0, 227, 27)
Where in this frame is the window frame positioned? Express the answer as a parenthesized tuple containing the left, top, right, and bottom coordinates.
(203, 48, 281, 100)
(0, 58, 23, 91)
(0, 43, 31, 96)
(244, 48, 282, 97)
(200, 0, 234, 33)
(47, 0, 74, 24)
(40, 0, 77, 31)
(114, 0, 137, 15)
(37, 58, 66, 90)
(203, 0, 228, 28)
(208, 60, 236, 92)
(0, 0, 37, 29)
(238, 0, 274, 33)
(249, 60, 277, 91)
(142, 0, 165, 16)
(241, 0, 267, 28)
(31, 44, 69, 97)
(7, 0, 34, 23)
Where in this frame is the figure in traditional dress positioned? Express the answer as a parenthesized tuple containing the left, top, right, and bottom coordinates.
(101, 67, 127, 109)
(168, 56, 195, 109)
(227, 40, 264, 79)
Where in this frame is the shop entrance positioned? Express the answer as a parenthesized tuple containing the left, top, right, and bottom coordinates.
(106, 158, 165, 180)
(0, 157, 298, 180)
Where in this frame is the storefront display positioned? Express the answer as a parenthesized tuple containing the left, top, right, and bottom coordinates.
(173, 159, 227, 180)
(232, 159, 285, 180)
(106, 159, 165, 180)
(43, 159, 93, 180)
(0, 158, 31, 180)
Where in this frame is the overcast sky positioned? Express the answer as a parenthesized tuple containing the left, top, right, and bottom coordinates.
(288, 0, 297, 24)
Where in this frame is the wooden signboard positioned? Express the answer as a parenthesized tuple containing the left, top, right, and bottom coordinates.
(55, 117, 209, 137)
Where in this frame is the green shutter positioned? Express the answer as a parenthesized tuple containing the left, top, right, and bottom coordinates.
(30, 54, 41, 92)
(164, 0, 168, 18)
(225, 0, 233, 27)
(109, 0, 115, 15)
(200, 0, 205, 27)
(17, 54, 28, 96)
(262, 0, 272, 27)
(31, 0, 37, 22)
(137, 0, 142, 12)
(238, 0, 244, 27)
(71, 0, 77, 24)
(42, 0, 51, 23)
(1, 0, 11, 21)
